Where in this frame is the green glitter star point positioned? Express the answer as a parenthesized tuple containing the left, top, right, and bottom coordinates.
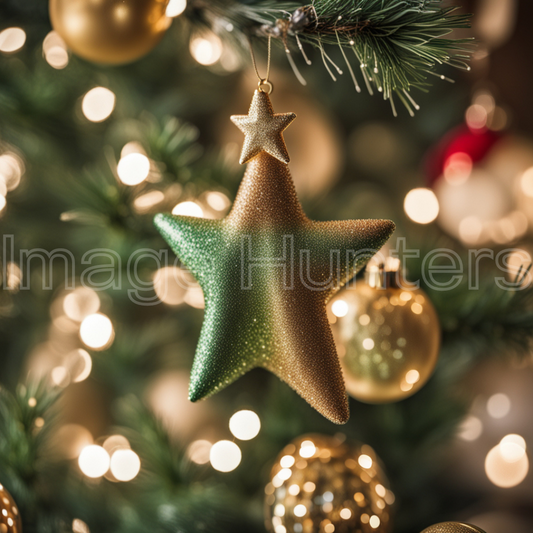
(154, 91, 395, 424)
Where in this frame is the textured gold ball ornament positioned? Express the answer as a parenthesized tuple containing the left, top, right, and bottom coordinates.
(421, 523, 486, 533)
(330, 265, 440, 403)
(155, 90, 395, 424)
(49, 0, 171, 64)
(0, 483, 22, 533)
(265, 434, 393, 533)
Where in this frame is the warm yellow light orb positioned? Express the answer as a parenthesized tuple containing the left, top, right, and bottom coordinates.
(78, 445, 110, 478)
(209, 440, 242, 472)
(229, 410, 261, 441)
(82, 87, 116, 122)
(117, 153, 150, 185)
(79, 313, 114, 350)
(404, 188, 439, 224)
(166, 0, 187, 17)
(110, 449, 141, 481)
(0, 28, 26, 53)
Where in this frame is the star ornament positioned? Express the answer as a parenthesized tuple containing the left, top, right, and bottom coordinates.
(154, 90, 395, 424)
(231, 90, 296, 164)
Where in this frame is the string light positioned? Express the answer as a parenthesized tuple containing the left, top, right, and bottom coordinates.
(110, 449, 141, 481)
(153, 266, 189, 306)
(72, 518, 91, 533)
(172, 201, 203, 217)
(486, 393, 511, 419)
(78, 445, 110, 478)
(205, 191, 230, 212)
(404, 188, 439, 224)
(229, 410, 261, 440)
(458, 415, 483, 441)
(79, 313, 114, 350)
(63, 287, 100, 322)
(331, 300, 349, 317)
(82, 87, 116, 122)
(187, 440, 212, 464)
(0, 153, 24, 191)
(134, 190, 165, 212)
(209, 440, 242, 472)
(485, 440, 529, 488)
(43, 31, 69, 69)
(117, 153, 151, 186)
(166, 0, 187, 17)
(190, 34, 222, 65)
(55, 424, 93, 459)
(0, 28, 26, 53)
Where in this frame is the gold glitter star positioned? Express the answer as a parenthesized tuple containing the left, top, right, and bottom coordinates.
(231, 90, 296, 164)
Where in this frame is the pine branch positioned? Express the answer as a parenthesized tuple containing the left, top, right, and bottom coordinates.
(186, 0, 473, 114)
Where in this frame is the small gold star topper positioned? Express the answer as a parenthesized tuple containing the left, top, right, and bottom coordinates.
(231, 91, 296, 164)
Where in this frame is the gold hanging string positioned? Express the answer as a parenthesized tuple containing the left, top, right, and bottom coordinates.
(249, 35, 273, 94)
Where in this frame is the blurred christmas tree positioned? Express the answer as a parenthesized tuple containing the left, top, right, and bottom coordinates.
(1, 1, 533, 533)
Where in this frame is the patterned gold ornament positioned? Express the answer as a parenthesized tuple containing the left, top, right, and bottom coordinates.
(330, 265, 440, 403)
(265, 434, 393, 533)
(421, 523, 486, 533)
(0, 483, 22, 533)
(49, 0, 171, 65)
(154, 90, 395, 424)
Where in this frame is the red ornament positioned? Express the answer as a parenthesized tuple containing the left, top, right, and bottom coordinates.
(425, 125, 503, 186)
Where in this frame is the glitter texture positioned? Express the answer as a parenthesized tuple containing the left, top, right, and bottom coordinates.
(265, 434, 393, 533)
(330, 283, 440, 403)
(154, 91, 395, 424)
(231, 90, 296, 164)
(421, 523, 486, 533)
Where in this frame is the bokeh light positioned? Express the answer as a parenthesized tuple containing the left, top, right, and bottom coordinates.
(458, 415, 483, 441)
(209, 440, 242, 472)
(487, 393, 511, 419)
(78, 445, 110, 478)
(229, 410, 261, 441)
(72, 518, 90, 533)
(79, 313, 114, 350)
(520, 167, 533, 197)
(331, 300, 349, 318)
(117, 153, 151, 186)
(0, 153, 24, 191)
(103, 435, 130, 455)
(82, 87, 116, 123)
(133, 190, 165, 212)
(54, 424, 93, 460)
(166, 0, 187, 17)
(172, 201, 204, 217)
(0, 28, 26, 53)
(444, 152, 473, 184)
(205, 191, 231, 212)
(190, 34, 222, 65)
(499, 434, 527, 462)
(110, 449, 141, 481)
(187, 439, 212, 464)
(404, 188, 439, 224)
(63, 287, 100, 322)
(153, 266, 190, 306)
(485, 443, 529, 488)
(43, 31, 69, 69)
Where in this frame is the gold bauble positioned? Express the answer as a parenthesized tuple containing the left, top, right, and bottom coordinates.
(329, 270, 440, 403)
(265, 434, 393, 533)
(0, 483, 22, 533)
(49, 0, 171, 65)
(421, 523, 486, 533)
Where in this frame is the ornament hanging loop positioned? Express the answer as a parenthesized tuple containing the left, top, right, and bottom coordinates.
(257, 78, 273, 94)
(250, 35, 273, 94)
